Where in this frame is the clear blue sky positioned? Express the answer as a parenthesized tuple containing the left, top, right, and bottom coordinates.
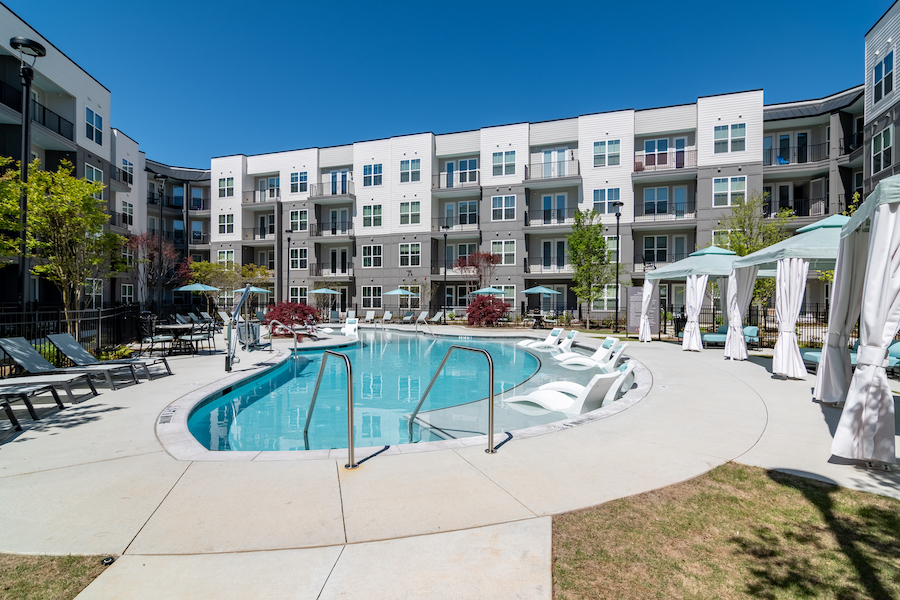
(8, 0, 895, 168)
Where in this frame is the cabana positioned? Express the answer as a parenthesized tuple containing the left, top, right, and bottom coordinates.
(640, 246, 738, 351)
(730, 214, 847, 373)
(815, 175, 900, 466)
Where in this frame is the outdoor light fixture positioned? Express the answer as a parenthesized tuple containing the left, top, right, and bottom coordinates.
(611, 200, 625, 333)
(11, 36, 47, 311)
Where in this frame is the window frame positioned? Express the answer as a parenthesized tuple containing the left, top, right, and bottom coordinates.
(593, 188, 620, 214)
(289, 247, 308, 270)
(362, 245, 383, 268)
(85, 107, 102, 145)
(713, 176, 746, 207)
(217, 250, 234, 265)
(593, 140, 621, 167)
(363, 163, 383, 187)
(362, 286, 382, 309)
(491, 195, 515, 221)
(875, 50, 894, 103)
(218, 213, 234, 234)
(399, 201, 420, 225)
(399, 159, 421, 183)
(218, 177, 234, 197)
(289, 209, 308, 232)
(289, 286, 308, 305)
(491, 239, 516, 265)
(120, 283, 134, 304)
(492, 151, 516, 176)
(873, 126, 893, 174)
(122, 201, 133, 227)
(290, 171, 308, 193)
(399, 243, 421, 267)
(84, 163, 102, 200)
(363, 205, 382, 227)
(643, 187, 668, 215)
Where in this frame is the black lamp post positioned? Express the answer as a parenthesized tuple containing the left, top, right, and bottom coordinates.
(611, 200, 624, 333)
(285, 234, 291, 302)
(11, 36, 47, 312)
(442, 227, 450, 325)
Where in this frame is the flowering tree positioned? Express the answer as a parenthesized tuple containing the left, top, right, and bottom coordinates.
(264, 301, 320, 335)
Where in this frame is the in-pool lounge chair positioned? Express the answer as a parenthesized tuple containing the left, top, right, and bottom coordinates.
(340, 318, 359, 338)
(549, 330, 579, 354)
(560, 342, 629, 372)
(47, 333, 172, 380)
(0, 338, 138, 390)
(0, 373, 98, 404)
(554, 337, 618, 363)
(518, 328, 564, 348)
(502, 363, 636, 416)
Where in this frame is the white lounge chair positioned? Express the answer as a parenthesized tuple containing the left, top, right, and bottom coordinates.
(529, 329, 568, 350)
(415, 311, 428, 323)
(401, 311, 415, 323)
(560, 342, 629, 372)
(362, 311, 375, 323)
(554, 336, 618, 363)
(548, 330, 579, 354)
(340, 318, 359, 337)
(376, 311, 392, 324)
(517, 328, 564, 348)
(502, 362, 636, 416)
(429, 311, 443, 323)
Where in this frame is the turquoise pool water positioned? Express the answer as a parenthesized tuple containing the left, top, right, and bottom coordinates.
(188, 331, 541, 451)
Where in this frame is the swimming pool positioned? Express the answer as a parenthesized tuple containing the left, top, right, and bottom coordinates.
(189, 331, 594, 452)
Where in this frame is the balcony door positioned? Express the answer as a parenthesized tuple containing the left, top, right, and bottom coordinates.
(259, 214, 274, 238)
(330, 208, 349, 234)
(675, 137, 687, 168)
(674, 186, 687, 218)
(778, 135, 791, 164)
(796, 132, 809, 163)
(542, 148, 568, 178)
(445, 203, 455, 228)
(330, 170, 349, 195)
(763, 136, 773, 165)
(445, 161, 455, 188)
(542, 285, 566, 312)
(330, 248, 349, 275)
(673, 236, 686, 263)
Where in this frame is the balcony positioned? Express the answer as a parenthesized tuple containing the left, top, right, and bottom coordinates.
(764, 198, 828, 218)
(525, 255, 573, 274)
(433, 215, 479, 232)
(432, 170, 480, 191)
(242, 189, 280, 204)
(107, 212, 132, 230)
(310, 221, 353, 237)
(189, 232, 210, 245)
(763, 143, 828, 166)
(633, 201, 697, 223)
(430, 259, 479, 276)
(633, 148, 697, 173)
(242, 227, 277, 241)
(525, 207, 578, 227)
(309, 180, 355, 201)
(311, 262, 354, 278)
(108, 167, 132, 189)
(839, 132, 864, 155)
(0, 80, 75, 141)
(524, 159, 580, 182)
(188, 198, 210, 211)
(148, 229, 186, 244)
(633, 252, 691, 273)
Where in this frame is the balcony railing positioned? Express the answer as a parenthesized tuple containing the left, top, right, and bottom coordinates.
(634, 201, 697, 222)
(764, 197, 829, 218)
(310, 221, 353, 237)
(242, 190, 280, 204)
(242, 227, 277, 241)
(525, 255, 572, 274)
(430, 259, 480, 276)
(763, 143, 829, 166)
(189, 232, 210, 244)
(0, 80, 75, 141)
(524, 206, 579, 226)
(633, 252, 691, 272)
(433, 214, 479, 232)
(148, 229, 186, 243)
(525, 159, 580, 181)
(840, 132, 864, 155)
(108, 167, 133, 187)
(309, 180, 355, 198)
(633, 148, 697, 172)
(311, 262, 354, 277)
(188, 198, 210, 211)
(108, 212, 132, 229)
(432, 170, 480, 190)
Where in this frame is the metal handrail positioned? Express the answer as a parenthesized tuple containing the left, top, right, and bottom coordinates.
(265, 319, 299, 354)
(414, 318, 436, 338)
(305, 350, 359, 469)
(407, 345, 497, 454)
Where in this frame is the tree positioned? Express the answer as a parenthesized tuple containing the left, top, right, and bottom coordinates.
(241, 263, 274, 289)
(0, 156, 23, 257)
(568, 209, 616, 329)
(127, 232, 180, 308)
(13, 160, 125, 317)
(183, 260, 241, 312)
(466, 294, 510, 327)
(715, 190, 795, 306)
(456, 251, 501, 291)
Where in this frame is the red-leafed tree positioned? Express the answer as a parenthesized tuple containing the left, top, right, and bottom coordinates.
(456, 251, 501, 291)
(466, 295, 510, 327)
(263, 301, 321, 335)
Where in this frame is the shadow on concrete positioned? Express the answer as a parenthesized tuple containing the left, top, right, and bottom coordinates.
(0, 402, 125, 445)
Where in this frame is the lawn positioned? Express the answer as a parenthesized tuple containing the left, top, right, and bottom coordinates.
(0, 554, 109, 599)
(553, 462, 900, 599)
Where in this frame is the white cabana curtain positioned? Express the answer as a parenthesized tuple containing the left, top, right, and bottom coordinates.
(716, 276, 729, 326)
(639, 280, 654, 342)
(831, 202, 900, 464)
(724, 266, 758, 360)
(813, 231, 868, 404)
(682, 274, 708, 352)
(772, 258, 809, 378)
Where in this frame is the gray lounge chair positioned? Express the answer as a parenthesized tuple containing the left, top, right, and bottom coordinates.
(0, 373, 98, 403)
(0, 383, 66, 432)
(0, 338, 138, 391)
(429, 311, 443, 323)
(401, 311, 414, 323)
(47, 333, 172, 380)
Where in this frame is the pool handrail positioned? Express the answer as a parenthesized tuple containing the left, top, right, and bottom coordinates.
(305, 350, 359, 469)
(414, 318, 436, 339)
(265, 319, 299, 354)
(407, 345, 498, 454)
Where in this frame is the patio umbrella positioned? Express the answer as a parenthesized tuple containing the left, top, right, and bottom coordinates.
(175, 283, 220, 292)
(232, 286, 272, 294)
(522, 286, 561, 295)
(308, 288, 341, 295)
(383, 289, 420, 297)
(470, 287, 508, 295)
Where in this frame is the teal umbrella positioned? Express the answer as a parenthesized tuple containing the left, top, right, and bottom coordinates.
(383, 288, 420, 297)
(308, 288, 341, 295)
(470, 287, 508, 296)
(175, 283, 220, 292)
(522, 286, 561, 295)
(232, 286, 272, 294)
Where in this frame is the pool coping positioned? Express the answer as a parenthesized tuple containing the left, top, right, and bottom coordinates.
(155, 332, 652, 462)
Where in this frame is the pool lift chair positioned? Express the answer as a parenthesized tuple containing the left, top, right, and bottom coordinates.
(517, 327, 564, 348)
(502, 362, 636, 416)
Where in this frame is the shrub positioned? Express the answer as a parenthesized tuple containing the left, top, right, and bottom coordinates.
(263, 302, 320, 334)
(466, 295, 510, 327)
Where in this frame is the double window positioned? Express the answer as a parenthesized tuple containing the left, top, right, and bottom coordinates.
(120, 284, 134, 304)
(121, 159, 133, 184)
(400, 159, 420, 183)
(605, 235, 618, 263)
(122, 246, 134, 267)
(875, 50, 894, 103)
(217, 250, 234, 265)
(592, 285, 620, 310)
(289, 210, 307, 232)
(644, 236, 667, 262)
(399, 285, 420, 309)
(289, 248, 308, 270)
(362, 286, 382, 309)
(363, 205, 382, 227)
(593, 140, 620, 167)
(874, 127, 893, 173)
(593, 188, 620, 214)
(400, 201, 420, 225)
(713, 176, 746, 207)
(714, 123, 746, 153)
(122, 201, 133, 227)
(289, 286, 308, 305)
(713, 230, 732, 248)
(85, 107, 102, 145)
(218, 214, 234, 234)
(363, 164, 383, 186)
(491, 240, 515, 265)
(644, 139, 668, 166)
(290, 172, 307, 193)
(85, 164, 102, 200)
(492, 151, 516, 176)
(643, 187, 668, 215)
(400, 243, 421, 267)
(362, 245, 382, 268)
(458, 159, 477, 182)
(218, 177, 234, 197)
(491, 195, 515, 221)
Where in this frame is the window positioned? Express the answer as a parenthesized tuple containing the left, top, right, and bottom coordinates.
(400, 159, 420, 183)
(218, 177, 234, 197)
(121, 284, 133, 304)
(363, 205, 382, 227)
(85, 163, 102, 199)
(643, 236, 667, 262)
(362, 286, 382, 309)
(875, 50, 894, 103)
(290, 286, 308, 305)
(713, 230, 732, 248)
(854, 171, 864, 197)
(491, 240, 515, 265)
(122, 201, 133, 227)
(362, 245, 382, 268)
(218, 214, 234, 234)
(400, 285, 420, 309)
(458, 159, 477, 182)
(713, 177, 746, 206)
(592, 285, 620, 310)
(459, 201, 477, 225)
(593, 188, 620, 214)
(714, 123, 746, 153)
(363, 164, 383, 186)
(290, 172, 308, 193)
(593, 140, 620, 167)
(399, 201, 420, 225)
(399, 243, 421, 267)
(84, 279, 103, 309)
(643, 187, 668, 215)
(874, 127, 892, 173)
(218, 250, 234, 265)
(492, 151, 516, 176)
(121, 246, 134, 267)
(605, 235, 618, 263)
(121, 159, 133, 184)
(289, 210, 307, 232)
(644, 139, 668, 166)
(289, 248, 308, 269)
(491, 195, 515, 220)
(85, 107, 102, 145)
(497, 285, 515, 300)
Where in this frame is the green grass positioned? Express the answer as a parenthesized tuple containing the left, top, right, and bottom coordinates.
(553, 462, 900, 599)
(0, 554, 110, 600)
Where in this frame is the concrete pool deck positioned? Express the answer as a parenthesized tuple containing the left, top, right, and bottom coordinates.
(1, 326, 898, 599)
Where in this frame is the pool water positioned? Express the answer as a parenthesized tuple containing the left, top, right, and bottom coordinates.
(189, 331, 542, 451)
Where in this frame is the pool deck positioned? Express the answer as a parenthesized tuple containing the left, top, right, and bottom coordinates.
(1, 325, 898, 599)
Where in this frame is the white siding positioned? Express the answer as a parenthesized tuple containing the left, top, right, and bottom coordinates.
(634, 104, 697, 136)
(111, 130, 143, 232)
(390, 133, 433, 235)
(480, 123, 529, 185)
(319, 145, 354, 168)
(246, 148, 318, 202)
(529, 118, 578, 147)
(435, 130, 480, 156)
(353, 138, 392, 234)
(210, 155, 246, 244)
(696, 91, 763, 167)
(578, 110, 635, 227)
(864, 3, 900, 122)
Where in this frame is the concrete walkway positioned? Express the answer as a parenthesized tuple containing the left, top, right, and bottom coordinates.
(1, 328, 897, 599)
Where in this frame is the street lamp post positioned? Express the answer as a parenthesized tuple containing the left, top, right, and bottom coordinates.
(10, 36, 47, 312)
(611, 200, 624, 333)
(442, 227, 449, 325)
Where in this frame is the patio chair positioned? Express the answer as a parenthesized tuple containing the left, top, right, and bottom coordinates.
(347, 310, 356, 319)
(554, 337, 618, 364)
(139, 316, 174, 356)
(401, 311, 415, 323)
(330, 310, 340, 323)
(549, 330, 579, 354)
(0, 373, 99, 404)
(560, 342, 629, 372)
(47, 333, 172, 380)
(0, 338, 138, 391)
(375, 311, 392, 324)
(429, 311, 443, 323)
(340, 318, 359, 338)
(255, 310, 267, 322)
(518, 328, 564, 349)
(502, 365, 634, 417)
(175, 314, 191, 325)
(362, 311, 376, 323)
(0, 383, 66, 431)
